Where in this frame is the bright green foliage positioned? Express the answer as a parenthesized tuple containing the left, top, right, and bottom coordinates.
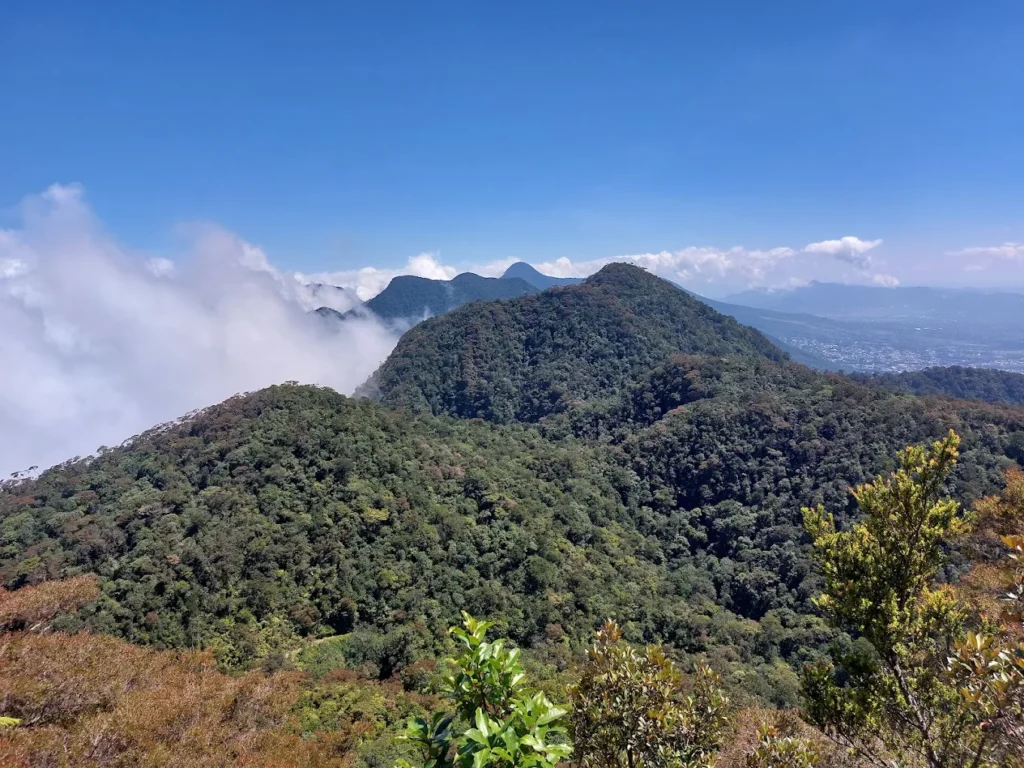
(744, 722, 819, 768)
(803, 430, 970, 652)
(0, 717, 20, 728)
(398, 713, 457, 768)
(445, 614, 528, 723)
(569, 620, 729, 768)
(801, 431, 1002, 767)
(398, 613, 571, 768)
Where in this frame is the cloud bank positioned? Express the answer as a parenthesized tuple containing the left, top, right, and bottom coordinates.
(0, 185, 398, 476)
(497, 236, 894, 292)
(952, 242, 1024, 260)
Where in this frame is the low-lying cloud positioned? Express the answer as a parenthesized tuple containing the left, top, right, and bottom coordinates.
(0, 185, 398, 476)
(297, 253, 459, 304)
(952, 242, 1024, 259)
(533, 246, 798, 284)
(504, 236, 893, 291)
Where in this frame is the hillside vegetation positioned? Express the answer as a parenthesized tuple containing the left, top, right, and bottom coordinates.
(858, 365, 1024, 406)
(369, 263, 787, 422)
(3, 362, 1022, 701)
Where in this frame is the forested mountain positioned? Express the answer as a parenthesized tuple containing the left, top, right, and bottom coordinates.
(338, 273, 539, 326)
(0, 385, 656, 672)
(501, 261, 583, 290)
(368, 263, 788, 422)
(857, 365, 1024, 406)
(2, 365, 1022, 704)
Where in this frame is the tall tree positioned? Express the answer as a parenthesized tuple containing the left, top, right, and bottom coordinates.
(801, 431, 990, 767)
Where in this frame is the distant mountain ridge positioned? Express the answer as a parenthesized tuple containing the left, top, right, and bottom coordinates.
(501, 261, 583, 289)
(366, 262, 788, 422)
(726, 281, 1024, 323)
(313, 263, 579, 327)
(310, 272, 540, 328)
(311, 264, 1024, 373)
(357, 272, 538, 325)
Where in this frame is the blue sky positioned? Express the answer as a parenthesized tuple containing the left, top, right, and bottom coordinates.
(2, 0, 1023, 292)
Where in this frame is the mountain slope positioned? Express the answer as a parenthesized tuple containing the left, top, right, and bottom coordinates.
(857, 366, 1024, 406)
(501, 262, 583, 290)
(691, 295, 843, 371)
(0, 384, 655, 663)
(351, 272, 539, 325)
(367, 263, 789, 422)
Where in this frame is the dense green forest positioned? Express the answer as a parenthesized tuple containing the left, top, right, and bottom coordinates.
(3, 368, 1022, 704)
(856, 365, 1024, 406)
(367, 264, 787, 422)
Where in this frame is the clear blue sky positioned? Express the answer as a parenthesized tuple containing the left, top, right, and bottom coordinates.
(2, 0, 1023, 282)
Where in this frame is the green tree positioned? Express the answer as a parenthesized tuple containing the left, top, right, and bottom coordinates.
(801, 431, 1001, 767)
(568, 620, 729, 768)
(398, 613, 571, 768)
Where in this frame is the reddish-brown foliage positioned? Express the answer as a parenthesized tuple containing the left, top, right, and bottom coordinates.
(0, 578, 441, 766)
(0, 630, 356, 767)
(958, 467, 1024, 638)
(0, 575, 100, 631)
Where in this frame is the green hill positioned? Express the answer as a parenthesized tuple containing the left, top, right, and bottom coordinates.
(367, 263, 788, 422)
(345, 272, 539, 326)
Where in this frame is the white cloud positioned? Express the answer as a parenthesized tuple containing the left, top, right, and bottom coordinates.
(0, 185, 398, 476)
(871, 273, 900, 287)
(804, 236, 883, 268)
(298, 253, 458, 302)
(951, 242, 1024, 260)
(531, 244, 797, 286)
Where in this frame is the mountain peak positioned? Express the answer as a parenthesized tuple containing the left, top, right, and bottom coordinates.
(501, 262, 582, 290)
(583, 262, 664, 288)
(359, 272, 538, 325)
